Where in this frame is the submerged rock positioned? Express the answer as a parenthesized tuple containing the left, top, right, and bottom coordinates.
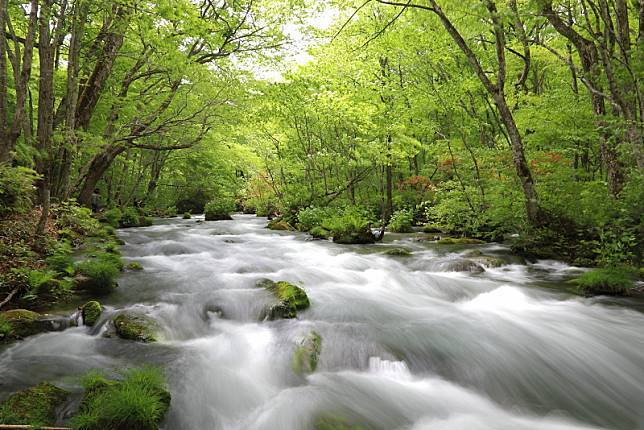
(292, 330, 322, 375)
(126, 261, 144, 271)
(112, 312, 158, 342)
(1, 309, 77, 340)
(383, 247, 412, 256)
(437, 259, 485, 273)
(257, 279, 310, 320)
(0, 382, 68, 427)
(315, 414, 366, 430)
(81, 301, 102, 326)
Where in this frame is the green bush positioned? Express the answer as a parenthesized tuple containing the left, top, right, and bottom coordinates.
(204, 197, 235, 220)
(46, 241, 74, 275)
(0, 165, 38, 218)
(119, 207, 141, 228)
(75, 258, 120, 295)
(297, 206, 340, 231)
(53, 200, 102, 237)
(573, 267, 636, 296)
(388, 209, 414, 233)
(321, 206, 375, 237)
(71, 367, 171, 430)
(101, 208, 122, 228)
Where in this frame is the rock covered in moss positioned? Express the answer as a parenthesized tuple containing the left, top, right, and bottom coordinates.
(205, 212, 233, 221)
(82, 301, 102, 326)
(1, 309, 74, 339)
(315, 414, 366, 430)
(112, 312, 158, 342)
(309, 226, 331, 239)
(437, 237, 486, 245)
(267, 218, 294, 231)
(257, 279, 310, 320)
(383, 247, 412, 256)
(292, 331, 322, 375)
(182, 212, 192, 219)
(437, 259, 485, 273)
(573, 267, 636, 296)
(0, 382, 68, 427)
(333, 230, 376, 244)
(126, 261, 144, 271)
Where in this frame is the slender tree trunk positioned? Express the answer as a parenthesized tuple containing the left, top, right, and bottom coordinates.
(77, 145, 126, 206)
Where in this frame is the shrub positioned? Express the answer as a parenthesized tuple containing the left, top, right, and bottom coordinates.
(53, 200, 101, 238)
(204, 197, 235, 221)
(0, 165, 38, 218)
(101, 208, 122, 228)
(119, 207, 141, 228)
(75, 258, 120, 295)
(71, 367, 171, 430)
(573, 267, 636, 296)
(12, 268, 71, 302)
(321, 206, 376, 243)
(297, 206, 340, 231)
(388, 209, 414, 233)
(46, 240, 74, 275)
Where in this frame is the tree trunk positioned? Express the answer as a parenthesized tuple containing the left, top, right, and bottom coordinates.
(77, 145, 126, 206)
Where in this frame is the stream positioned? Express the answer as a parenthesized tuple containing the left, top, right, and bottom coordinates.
(1, 214, 643, 430)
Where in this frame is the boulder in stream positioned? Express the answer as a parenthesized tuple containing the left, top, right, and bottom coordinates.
(81, 301, 102, 326)
(112, 312, 159, 342)
(437, 237, 486, 245)
(437, 259, 485, 273)
(257, 279, 310, 320)
(383, 247, 412, 256)
(0, 309, 77, 340)
(315, 414, 366, 430)
(333, 230, 376, 244)
(267, 218, 295, 231)
(0, 382, 69, 427)
(292, 330, 322, 375)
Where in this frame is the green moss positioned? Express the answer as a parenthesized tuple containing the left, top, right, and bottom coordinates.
(71, 367, 170, 430)
(383, 248, 412, 256)
(101, 208, 122, 229)
(0, 382, 68, 427)
(0, 313, 12, 340)
(113, 312, 158, 342)
(437, 237, 486, 245)
(573, 267, 636, 296)
(292, 331, 322, 375)
(126, 261, 144, 271)
(257, 279, 311, 320)
(75, 254, 121, 295)
(182, 212, 191, 219)
(315, 414, 366, 430)
(267, 219, 294, 231)
(82, 301, 102, 326)
(1, 309, 40, 338)
(310, 226, 330, 239)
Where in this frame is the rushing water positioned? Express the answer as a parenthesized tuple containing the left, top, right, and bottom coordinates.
(1, 215, 644, 430)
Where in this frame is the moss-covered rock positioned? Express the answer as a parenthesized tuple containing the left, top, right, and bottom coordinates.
(309, 226, 331, 239)
(383, 247, 412, 256)
(315, 414, 366, 430)
(205, 212, 233, 221)
(333, 230, 375, 244)
(1, 309, 77, 340)
(267, 218, 294, 231)
(82, 301, 102, 326)
(257, 279, 310, 320)
(74, 254, 121, 295)
(292, 331, 322, 375)
(438, 259, 485, 273)
(126, 261, 144, 271)
(0, 382, 68, 427)
(470, 255, 506, 268)
(71, 367, 170, 430)
(573, 267, 636, 296)
(182, 212, 192, 219)
(437, 237, 486, 245)
(113, 312, 158, 342)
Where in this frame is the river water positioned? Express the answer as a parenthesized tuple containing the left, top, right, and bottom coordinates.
(1, 215, 643, 430)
